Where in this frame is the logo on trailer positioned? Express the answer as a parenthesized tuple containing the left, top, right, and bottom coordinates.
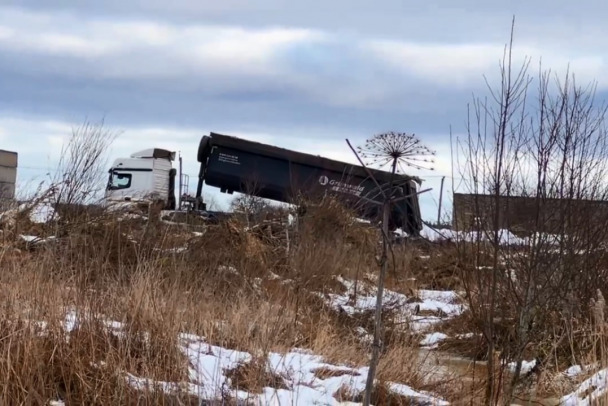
(318, 175, 365, 197)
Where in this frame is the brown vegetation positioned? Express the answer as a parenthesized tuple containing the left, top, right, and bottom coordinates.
(0, 193, 458, 405)
(5, 181, 608, 404)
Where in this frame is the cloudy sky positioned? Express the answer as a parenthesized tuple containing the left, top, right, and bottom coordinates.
(2, 1, 606, 221)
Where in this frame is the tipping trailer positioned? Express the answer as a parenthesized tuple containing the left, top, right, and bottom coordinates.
(195, 132, 423, 235)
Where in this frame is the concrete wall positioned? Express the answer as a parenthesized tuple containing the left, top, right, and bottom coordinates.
(452, 192, 608, 235)
(0, 149, 17, 200)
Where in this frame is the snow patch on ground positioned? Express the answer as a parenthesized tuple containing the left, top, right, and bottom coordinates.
(420, 333, 449, 349)
(27, 201, 57, 223)
(417, 290, 463, 316)
(562, 368, 608, 406)
(389, 382, 449, 405)
(0, 200, 58, 226)
(323, 276, 408, 317)
(409, 225, 565, 248)
(418, 226, 527, 245)
(20, 235, 39, 242)
(562, 364, 597, 379)
(564, 365, 584, 379)
(40, 310, 450, 405)
(154, 246, 188, 254)
(507, 359, 537, 375)
(320, 276, 465, 334)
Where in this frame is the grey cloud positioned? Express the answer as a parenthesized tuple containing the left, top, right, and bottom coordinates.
(1, 3, 605, 151)
(0, 36, 477, 141)
(4, 0, 607, 45)
(2, 32, 606, 155)
(0, 61, 467, 138)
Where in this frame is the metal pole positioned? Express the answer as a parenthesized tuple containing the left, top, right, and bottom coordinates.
(363, 198, 390, 406)
(178, 152, 183, 211)
(437, 176, 445, 224)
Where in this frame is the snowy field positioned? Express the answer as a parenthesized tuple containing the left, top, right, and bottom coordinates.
(42, 310, 450, 406)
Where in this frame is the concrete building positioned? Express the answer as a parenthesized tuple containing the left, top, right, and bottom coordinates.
(0, 149, 17, 201)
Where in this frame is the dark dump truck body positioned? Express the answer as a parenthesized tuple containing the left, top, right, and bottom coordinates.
(195, 132, 423, 235)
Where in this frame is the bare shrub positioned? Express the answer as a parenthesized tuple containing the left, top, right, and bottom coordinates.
(51, 119, 119, 209)
(454, 18, 608, 405)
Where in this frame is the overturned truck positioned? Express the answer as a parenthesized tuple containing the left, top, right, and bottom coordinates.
(195, 132, 423, 235)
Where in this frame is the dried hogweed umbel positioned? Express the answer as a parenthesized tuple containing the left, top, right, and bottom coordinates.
(356, 131, 436, 173)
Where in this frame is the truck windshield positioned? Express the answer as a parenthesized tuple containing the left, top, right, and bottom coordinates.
(108, 171, 132, 190)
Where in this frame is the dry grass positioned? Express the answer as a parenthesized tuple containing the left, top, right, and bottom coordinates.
(0, 267, 194, 405)
(12, 195, 603, 404)
(0, 196, 459, 404)
(225, 356, 289, 394)
(7, 196, 603, 404)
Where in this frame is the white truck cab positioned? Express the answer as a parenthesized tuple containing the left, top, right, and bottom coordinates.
(105, 148, 177, 210)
